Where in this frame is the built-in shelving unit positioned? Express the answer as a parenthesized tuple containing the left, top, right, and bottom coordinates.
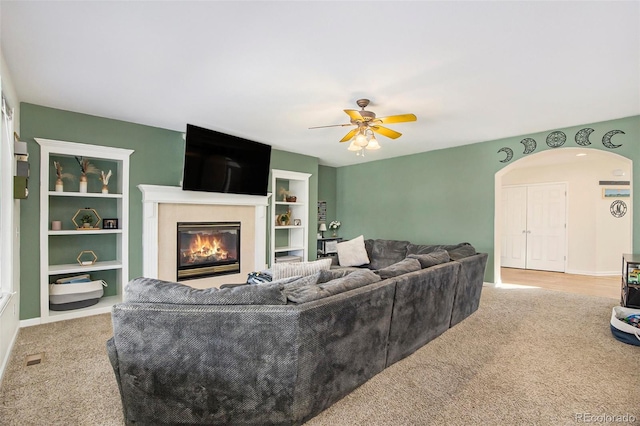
(36, 138, 133, 323)
(270, 169, 311, 265)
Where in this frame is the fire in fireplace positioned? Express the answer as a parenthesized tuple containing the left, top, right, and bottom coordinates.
(177, 222, 240, 280)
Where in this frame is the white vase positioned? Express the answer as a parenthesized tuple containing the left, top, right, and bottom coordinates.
(79, 174, 87, 193)
(102, 184, 109, 194)
(55, 178, 63, 192)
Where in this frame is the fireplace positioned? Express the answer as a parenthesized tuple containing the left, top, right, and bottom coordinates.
(177, 222, 240, 281)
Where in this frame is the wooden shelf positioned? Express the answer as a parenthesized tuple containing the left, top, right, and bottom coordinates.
(49, 191, 122, 198)
(274, 201, 306, 206)
(274, 246, 305, 253)
(49, 229, 123, 235)
(48, 260, 123, 275)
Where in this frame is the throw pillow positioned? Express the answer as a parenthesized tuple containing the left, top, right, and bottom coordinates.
(405, 243, 439, 255)
(272, 258, 332, 280)
(125, 277, 287, 305)
(365, 239, 411, 270)
(407, 248, 451, 268)
(336, 235, 370, 267)
(447, 243, 477, 260)
(375, 257, 421, 279)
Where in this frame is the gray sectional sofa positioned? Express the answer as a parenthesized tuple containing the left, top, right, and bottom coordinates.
(107, 239, 488, 425)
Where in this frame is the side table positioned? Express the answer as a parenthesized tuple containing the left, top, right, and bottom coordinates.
(317, 237, 342, 264)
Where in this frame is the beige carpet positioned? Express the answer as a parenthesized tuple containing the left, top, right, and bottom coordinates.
(1, 286, 638, 425)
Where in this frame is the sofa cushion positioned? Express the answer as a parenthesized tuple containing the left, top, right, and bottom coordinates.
(272, 257, 332, 280)
(125, 277, 288, 305)
(407, 248, 451, 268)
(336, 235, 370, 267)
(320, 269, 380, 293)
(280, 272, 322, 299)
(375, 257, 422, 279)
(406, 242, 477, 260)
(285, 269, 381, 304)
(365, 239, 410, 270)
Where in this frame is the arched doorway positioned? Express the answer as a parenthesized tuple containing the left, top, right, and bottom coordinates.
(494, 147, 633, 286)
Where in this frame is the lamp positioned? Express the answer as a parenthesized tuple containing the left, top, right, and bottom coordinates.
(318, 222, 327, 238)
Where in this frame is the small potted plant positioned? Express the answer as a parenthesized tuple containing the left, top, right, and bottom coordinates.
(81, 214, 94, 228)
(278, 211, 290, 226)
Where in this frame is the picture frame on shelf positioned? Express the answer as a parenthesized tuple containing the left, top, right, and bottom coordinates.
(293, 219, 301, 226)
(103, 218, 119, 229)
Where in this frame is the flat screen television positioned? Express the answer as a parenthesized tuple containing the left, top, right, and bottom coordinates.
(182, 124, 272, 196)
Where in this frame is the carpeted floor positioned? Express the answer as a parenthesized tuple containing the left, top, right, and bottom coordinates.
(1, 286, 638, 425)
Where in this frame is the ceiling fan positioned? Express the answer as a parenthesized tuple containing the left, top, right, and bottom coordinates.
(309, 99, 417, 154)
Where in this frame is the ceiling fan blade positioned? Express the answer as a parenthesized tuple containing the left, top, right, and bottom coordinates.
(308, 123, 353, 129)
(374, 113, 417, 124)
(344, 109, 364, 121)
(339, 128, 359, 142)
(371, 125, 402, 139)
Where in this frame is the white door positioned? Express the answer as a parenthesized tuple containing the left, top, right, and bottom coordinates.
(526, 183, 566, 272)
(501, 186, 527, 268)
(501, 184, 567, 272)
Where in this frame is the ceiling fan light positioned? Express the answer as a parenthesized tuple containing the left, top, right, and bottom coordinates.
(355, 132, 368, 147)
(366, 137, 380, 150)
(347, 141, 361, 152)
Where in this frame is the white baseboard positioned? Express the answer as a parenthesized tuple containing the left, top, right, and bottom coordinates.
(565, 269, 619, 277)
(20, 317, 42, 328)
(0, 322, 19, 386)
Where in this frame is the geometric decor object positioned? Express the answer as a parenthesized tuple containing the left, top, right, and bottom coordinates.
(77, 250, 98, 266)
(546, 131, 567, 148)
(610, 200, 627, 218)
(72, 208, 101, 230)
(520, 138, 537, 154)
(497, 147, 513, 163)
(574, 128, 594, 146)
(602, 130, 624, 149)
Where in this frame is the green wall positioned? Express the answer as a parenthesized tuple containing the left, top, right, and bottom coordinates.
(19, 103, 319, 320)
(335, 115, 640, 283)
(318, 165, 337, 234)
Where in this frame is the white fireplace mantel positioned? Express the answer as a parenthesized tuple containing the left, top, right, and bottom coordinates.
(138, 185, 271, 278)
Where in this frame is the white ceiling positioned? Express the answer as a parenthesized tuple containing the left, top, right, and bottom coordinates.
(1, 1, 638, 167)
